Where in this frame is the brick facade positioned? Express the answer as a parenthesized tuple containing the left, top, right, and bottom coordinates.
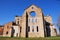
(2, 5, 57, 37)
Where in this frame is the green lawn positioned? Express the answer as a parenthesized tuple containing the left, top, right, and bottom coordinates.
(0, 37, 60, 40)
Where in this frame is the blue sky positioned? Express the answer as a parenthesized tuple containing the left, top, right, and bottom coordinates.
(0, 0, 60, 33)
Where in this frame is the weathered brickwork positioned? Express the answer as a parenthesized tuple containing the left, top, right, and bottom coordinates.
(3, 5, 57, 37)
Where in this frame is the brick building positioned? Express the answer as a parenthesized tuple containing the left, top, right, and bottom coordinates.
(3, 5, 57, 37)
(0, 25, 4, 36)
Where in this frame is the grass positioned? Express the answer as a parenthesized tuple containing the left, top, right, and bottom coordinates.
(0, 36, 60, 40)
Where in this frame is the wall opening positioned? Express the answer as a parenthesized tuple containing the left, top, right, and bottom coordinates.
(17, 21, 19, 24)
(11, 27, 15, 37)
(37, 26, 38, 32)
(32, 26, 34, 32)
(30, 11, 36, 17)
(6, 31, 8, 35)
(28, 26, 30, 32)
(45, 21, 51, 37)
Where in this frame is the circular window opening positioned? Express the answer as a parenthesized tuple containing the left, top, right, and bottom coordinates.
(30, 11, 36, 17)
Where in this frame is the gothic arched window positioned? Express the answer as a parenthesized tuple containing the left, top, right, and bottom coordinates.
(32, 18, 34, 23)
(28, 26, 30, 32)
(37, 26, 38, 32)
(32, 26, 34, 32)
(17, 21, 19, 24)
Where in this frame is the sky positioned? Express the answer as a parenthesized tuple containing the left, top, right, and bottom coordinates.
(0, 0, 60, 33)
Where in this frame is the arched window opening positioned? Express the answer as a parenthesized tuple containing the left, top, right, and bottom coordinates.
(6, 31, 8, 35)
(32, 7, 34, 9)
(17, 21, 19, 24)
(32, 26, 34, 32)
(37, 26, 38, 32)
(28, 26, 30, 32)
(32, 18, 34, 23)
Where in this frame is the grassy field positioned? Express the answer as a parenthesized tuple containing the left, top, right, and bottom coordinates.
(0, 37, 60, 40)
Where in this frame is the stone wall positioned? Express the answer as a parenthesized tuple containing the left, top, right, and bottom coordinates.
(3, 22, 13, 37)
